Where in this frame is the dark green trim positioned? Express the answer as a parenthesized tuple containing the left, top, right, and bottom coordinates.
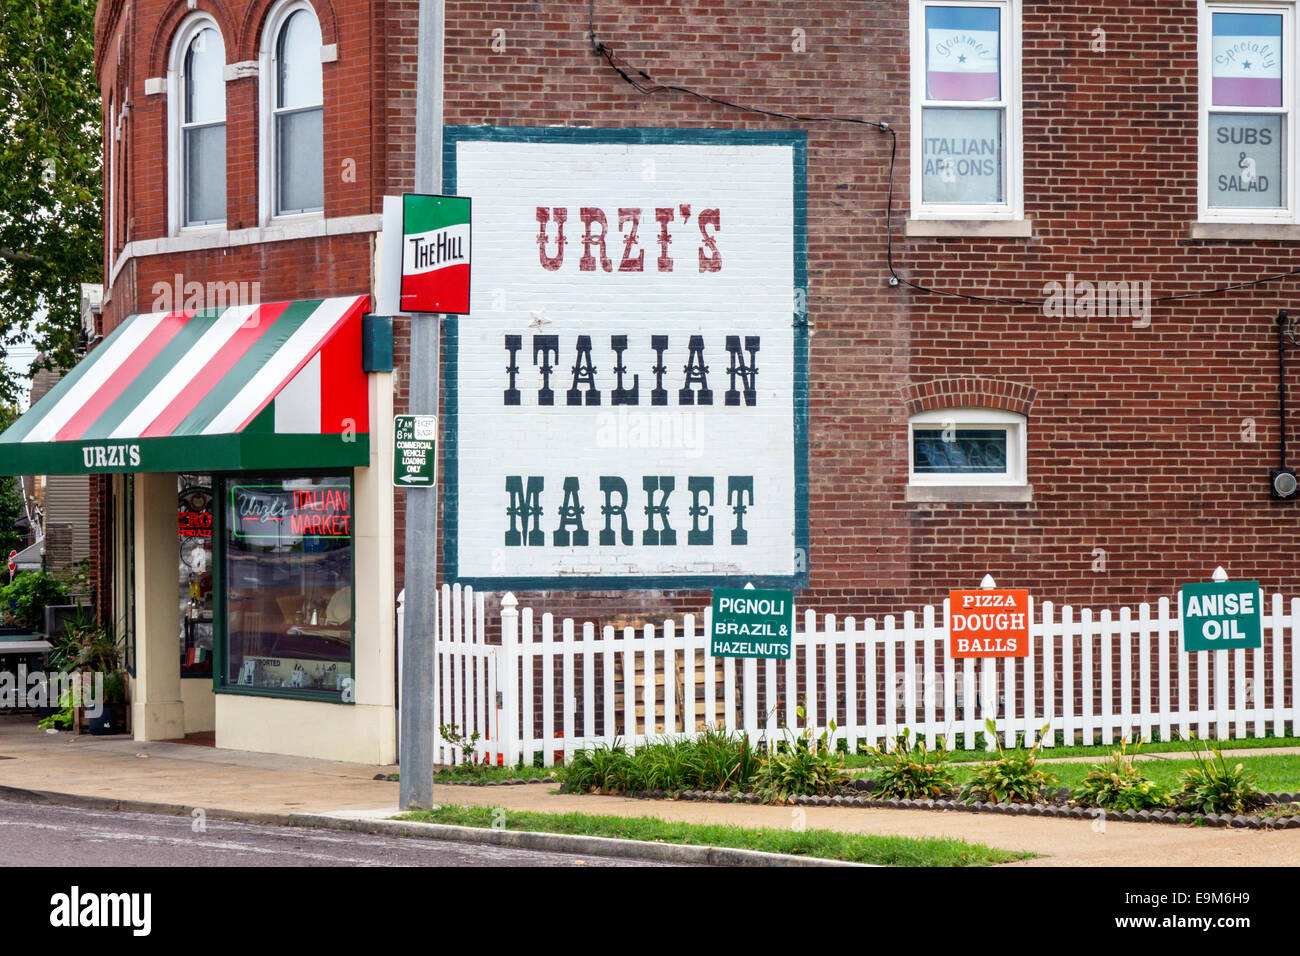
(362, 315, 395, 372)
(441, 125, 811, 591)
(0, 432, 368, 477)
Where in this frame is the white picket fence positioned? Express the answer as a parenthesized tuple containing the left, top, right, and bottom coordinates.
(402, 579, 1300, 768)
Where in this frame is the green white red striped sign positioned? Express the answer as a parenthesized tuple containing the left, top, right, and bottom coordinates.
(0, 296, 371, 475)
(400, 193, 471, 314)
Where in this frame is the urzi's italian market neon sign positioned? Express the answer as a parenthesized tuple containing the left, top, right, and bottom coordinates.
(230, 484, 352, 540)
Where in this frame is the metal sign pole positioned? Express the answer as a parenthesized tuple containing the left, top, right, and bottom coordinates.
(400, 0, 444, 811)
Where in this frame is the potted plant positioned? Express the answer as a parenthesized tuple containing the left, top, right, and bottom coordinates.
(71, 622, 129, 736)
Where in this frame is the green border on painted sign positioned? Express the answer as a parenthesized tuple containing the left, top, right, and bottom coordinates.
(710, 587, 794, 659)
(1180, 580, 1263, 651)
(440, 125, 810, 591)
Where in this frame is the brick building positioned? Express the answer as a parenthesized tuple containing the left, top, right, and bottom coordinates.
(2, 0, 1295, 759)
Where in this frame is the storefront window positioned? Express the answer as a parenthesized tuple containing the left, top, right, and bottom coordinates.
(221, 475, 353, 698)
(178, 476, 214, 677)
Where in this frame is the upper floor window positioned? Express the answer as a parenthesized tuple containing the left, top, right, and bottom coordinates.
(910, 0, 1022, 219)
(179, 24, 226, 228)
(1200, 3, 1294, 221)
(266, 3, 324, 218)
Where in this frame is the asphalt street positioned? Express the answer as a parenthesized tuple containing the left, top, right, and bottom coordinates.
(0, 800, 682, 867)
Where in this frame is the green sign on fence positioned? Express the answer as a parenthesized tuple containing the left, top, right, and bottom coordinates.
(710, 587, 794, 659)
(1180, 580, 1263, 652)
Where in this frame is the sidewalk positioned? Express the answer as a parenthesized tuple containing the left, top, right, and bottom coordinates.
(2, 715, 1299, 866)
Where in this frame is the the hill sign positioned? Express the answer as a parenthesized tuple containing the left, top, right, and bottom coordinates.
(401, 193, 471, 314)
(1181, 580, 1262, 652)
(948, 589, 1030, 658)
(710, 587, 793, 659)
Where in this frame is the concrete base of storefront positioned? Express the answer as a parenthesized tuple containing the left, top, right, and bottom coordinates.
(131, 699, 185, 742)
(215, 694, 396, 765)
(180, 679, 215, 734)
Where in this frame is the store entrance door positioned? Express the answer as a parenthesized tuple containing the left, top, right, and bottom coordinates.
(177, 476, 215, 733)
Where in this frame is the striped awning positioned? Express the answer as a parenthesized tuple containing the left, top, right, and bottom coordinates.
(0, 296, 371, 475)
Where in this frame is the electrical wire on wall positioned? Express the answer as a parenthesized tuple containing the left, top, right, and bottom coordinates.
(587, 0, 1300, 309)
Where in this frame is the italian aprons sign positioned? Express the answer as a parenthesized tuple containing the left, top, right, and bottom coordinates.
(443, 127, 809, 588)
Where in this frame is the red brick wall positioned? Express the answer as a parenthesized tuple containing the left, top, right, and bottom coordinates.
(94, 0, 1300, 635)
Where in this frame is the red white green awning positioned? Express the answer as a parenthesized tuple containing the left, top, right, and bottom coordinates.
(0, 296, 372, 475)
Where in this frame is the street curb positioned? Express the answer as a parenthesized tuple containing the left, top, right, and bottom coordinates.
(0, 785, 870, 867)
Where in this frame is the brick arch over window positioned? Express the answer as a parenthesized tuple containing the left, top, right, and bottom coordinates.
(901, 377, 1038, 418)
(146, 0, 240, 77)
(243, 0, 338, 57)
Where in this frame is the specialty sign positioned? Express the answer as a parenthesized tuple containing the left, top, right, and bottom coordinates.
(948, 589, 1030, 658)
(1181, 580, 1263, 652)
(710, 587, 793, 659)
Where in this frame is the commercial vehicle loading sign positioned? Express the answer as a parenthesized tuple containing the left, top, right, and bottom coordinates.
(394, 414, 437, 487)
(1181, 580, 1263, 652)
(710, 587, 793, 659)
(948, 589, 1030, 658)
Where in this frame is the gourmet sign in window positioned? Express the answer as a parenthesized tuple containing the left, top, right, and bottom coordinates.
(912, 1, 1020, 216)
(444, 127, 808, 589)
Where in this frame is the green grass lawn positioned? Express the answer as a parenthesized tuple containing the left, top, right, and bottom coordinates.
(844, 734, 1300, 768)
(1019, 753, 1300, 794)
(846, 752, 1300, 793)
(396, 805, 1032, 866)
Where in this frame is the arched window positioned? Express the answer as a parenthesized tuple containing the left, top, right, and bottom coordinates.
(269, 4, 323, 216)
(178, 23, 226, 227)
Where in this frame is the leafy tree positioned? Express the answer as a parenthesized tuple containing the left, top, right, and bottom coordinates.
(0, 0, 102, 406)
(0, 402, 25, 558)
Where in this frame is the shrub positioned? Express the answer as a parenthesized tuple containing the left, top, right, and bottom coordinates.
(693, 726, 763, 792)
(758, 707, 848, 802)
(562, 740, 630, 793)
(1176, 737, 1265, 815)
(1070, 738, 1174, 811)
(0, 571, 69, 631)
(961, 719, 1058, 805)
(37, 688, 76, 731)
(864, 729, 956, 799)
(438, 723, 484, 772)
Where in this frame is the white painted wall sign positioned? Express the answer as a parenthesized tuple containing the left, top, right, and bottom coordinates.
(443, 127, 808, 589)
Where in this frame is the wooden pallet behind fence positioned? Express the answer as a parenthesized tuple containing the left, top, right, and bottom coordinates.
(608, 618, 725, 735)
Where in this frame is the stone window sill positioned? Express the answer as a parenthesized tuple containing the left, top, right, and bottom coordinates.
(1189, 221, 1300, 241)
(905, 219, 1033, 238)
(905, 484, 1034, 504)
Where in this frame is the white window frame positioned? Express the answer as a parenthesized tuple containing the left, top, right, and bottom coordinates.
(259, 0, 325, 225)
(167, 14, 226, 235)
(908, 407, 1027, 488)
(107, 92, 116, 255)
(909, 0, 1023, 221)
(1198, 0, 1296, 224)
